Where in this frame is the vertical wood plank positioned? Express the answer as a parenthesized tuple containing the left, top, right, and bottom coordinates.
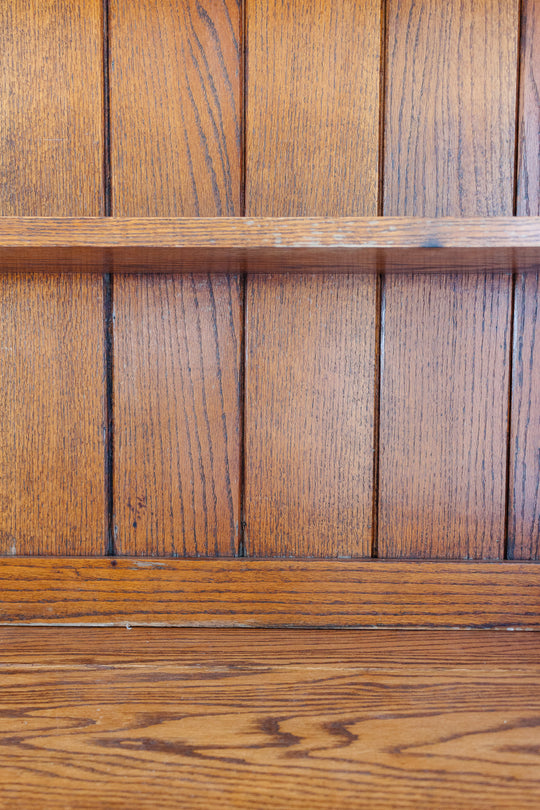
(510, 0, 540, 559)
(110, 0, 242, 556)
(0, 0, 105, 554)
(516, 0, 540, 218)
(244, 0, 381, 557)
(379, 0, 518, 559)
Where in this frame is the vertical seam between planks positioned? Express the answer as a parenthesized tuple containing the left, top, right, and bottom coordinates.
(372, 0, 388, 557)
(238, 274, 247, 556)
(240, 0, 247, 218)
(504, 272, 517, 559)
(371, 275, 383, 558)
(505, 0, 524, 559)
(377, 0, 388, 218)
(103, 0, 115, 556)
(238, 0, 247, 556)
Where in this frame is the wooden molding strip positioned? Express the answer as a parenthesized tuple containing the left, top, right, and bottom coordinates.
(0, 216, 538, 273)
(0, 558, 538, 628)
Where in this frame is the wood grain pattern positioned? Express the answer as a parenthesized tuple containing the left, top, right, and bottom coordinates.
(510, 0, 540, 560)
(0, 558, 538, 628)
(517, 0, 540, 217)
(110, 0, 240, 218)
(2, 627, 540, 666)
(380, 0, 518, 559)
(110, 0, 242, 555)
(0, 629, 539, 809)
(114, 274, 241, 556)
(510, 271, 540, 560)
(380, 273, 512, 558)
(0, 0, 104, 217)
(0, 0, 105, 554)
(0, 276, 105, 555)
(245, 0, 381, 556)
(0, 217, 539, 273)
(245, 0, 381, 217)
(383, 0, 519, 218)
(245, 274, 376, 557)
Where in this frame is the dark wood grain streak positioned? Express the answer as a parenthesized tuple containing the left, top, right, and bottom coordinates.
(0, 0, 105, 554)
(510, 0, 540, 560)
(245, 0, 381, 557)
(0, 629, 539, 809)
(0, 558, 538, 628)
(110, 0, 242, 555)
(380, 0, 519, 559)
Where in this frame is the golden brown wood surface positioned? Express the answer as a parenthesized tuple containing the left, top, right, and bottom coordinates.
(0, 1, 104, 216)
(2, 627, 540, 665)
(0, 0, 105, 554)
(517, 0, 540, 217)
(510, 272, 540, 559)
(0, 628, 539, 809)
(110, 0, 242, 555)
(510, 0, 540, 560)
(380, 273, 512, 558)
(380, 0, 518, 559)
(0, 558, 538, 628)
(0, 276, 106, 555)
(0, 217, 539, 273)
(245, 0, 381, 557)
(1, 216, 540, 248)
(245, 274, 376, 556)
(114, 274, 241, 556)
(245, 0, 381, 216)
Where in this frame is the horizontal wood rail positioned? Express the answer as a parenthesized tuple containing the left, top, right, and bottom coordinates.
(0, 216, 538, 272)
(0, 558, 538, 628)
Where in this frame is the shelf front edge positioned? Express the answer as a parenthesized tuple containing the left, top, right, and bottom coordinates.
(0, 217, 538, 273)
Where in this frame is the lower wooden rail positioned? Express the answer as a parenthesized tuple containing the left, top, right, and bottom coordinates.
(0, 558, 538, 628)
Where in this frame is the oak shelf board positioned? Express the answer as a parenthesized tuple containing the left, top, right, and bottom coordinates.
(2, 628, 539, 809)
(0, 216, 538, 273)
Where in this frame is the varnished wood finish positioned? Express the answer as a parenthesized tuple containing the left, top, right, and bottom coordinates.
(246, 0, 381, 216)
(0, 1, 104, 216)
(0, 217, 539, 272)
(380, 0, 518, 559)
(380, 273, 512, 558)
(245, 274, 375, 556)
(517, 0, 540, 217)
(0, 558, 538, 628)
(509, 272, 540, 560)
(110, 0, 240, 218)
(1, 628, 539, 809)
(0, 0, 105, 554)
(384, 0, 519, 217)
(110, 0, 242, 555)
(3, 627, 540, 666)
(510, 0, 540, 560)
(245, 0, 380, 556)
(0, 276, 105, 555)
(114, 274, 241, 556)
